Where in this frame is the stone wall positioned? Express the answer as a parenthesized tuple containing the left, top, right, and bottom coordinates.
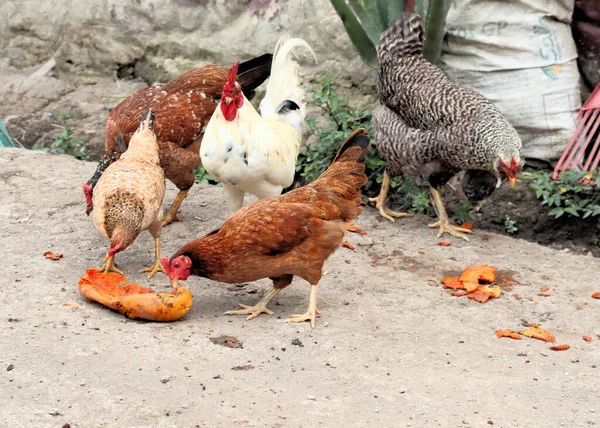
(0, 0, 376, 90)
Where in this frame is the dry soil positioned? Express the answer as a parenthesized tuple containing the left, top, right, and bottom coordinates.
(1, 148, 599, 427)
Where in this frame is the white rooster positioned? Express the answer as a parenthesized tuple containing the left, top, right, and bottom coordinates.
(201, 36, 316, 213)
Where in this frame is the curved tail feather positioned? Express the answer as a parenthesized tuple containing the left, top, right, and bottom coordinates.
(311, 129, 371, 221)
(259, 37, 317, 121)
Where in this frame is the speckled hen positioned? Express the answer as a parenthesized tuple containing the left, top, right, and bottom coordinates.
(371, 11, 523, 241)
(84, 55, 272, 226)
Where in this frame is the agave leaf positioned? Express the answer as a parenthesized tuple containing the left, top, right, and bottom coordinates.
(348, 0, 385, 43)
(330, 0, 379, 68)
(376, 0, 406, 28)
(422, 0, 452, 64)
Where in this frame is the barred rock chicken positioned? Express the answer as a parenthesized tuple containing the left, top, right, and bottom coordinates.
(370, 11, 523, 241)
(83, 54, 273, 226)
(163, 129, 370, 328)
(201, 36, 316, 213)
(92, 110, 166, 278)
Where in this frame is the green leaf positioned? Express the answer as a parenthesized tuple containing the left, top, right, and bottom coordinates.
(564, 206, 580, 217)
(329, 0, 379, 68)
(349, 0, 385, 43)
(423, 0, 452, 64)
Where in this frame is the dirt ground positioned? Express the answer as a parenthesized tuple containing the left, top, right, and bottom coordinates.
(1, 148, 599, 427)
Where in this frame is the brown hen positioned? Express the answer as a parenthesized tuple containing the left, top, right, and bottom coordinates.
(84, 54, 273, 226)
(163, 129, 370, 327)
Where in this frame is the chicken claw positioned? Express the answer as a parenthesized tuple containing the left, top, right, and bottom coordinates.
(286, 307, 321, 328)
(428, 219, 472, 242)
(140, 237, 167, 278)
(100, 255, 123, 275)
(140, 260, 167, 279)
(369, 172, 409, 222)
(162, 189, 189, 227)
(162, 213, 182, 228)
(225, 303, 274, 320)
(286, 284, 320, 328)
(428, 187, 472, 241)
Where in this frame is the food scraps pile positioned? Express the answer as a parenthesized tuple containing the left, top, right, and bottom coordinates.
(78, 269, 193, 321)
(441, 264, 500, 303)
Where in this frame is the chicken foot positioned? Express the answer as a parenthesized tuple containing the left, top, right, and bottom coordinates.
(100, 253, 123, 275)
(224, 275, 292, 320)
(140, 237, 167, 278)
(286, 284, 320, 329)
(162, 189, 189, 227)
(368, 172, 409, 222)
(428, 187, 472, 242)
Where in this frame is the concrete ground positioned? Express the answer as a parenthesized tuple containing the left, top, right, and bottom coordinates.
(1, 148, 599, 427)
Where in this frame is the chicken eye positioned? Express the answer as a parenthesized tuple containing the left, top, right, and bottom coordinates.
(174, 262, 180, 268)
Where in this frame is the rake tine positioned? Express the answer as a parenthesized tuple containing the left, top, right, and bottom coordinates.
(582, 112, 600, 171)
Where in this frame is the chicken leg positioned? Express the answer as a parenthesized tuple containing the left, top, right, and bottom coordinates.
(369, 172, 409, 222)
(100, 253, 123, 275)
(162, 189, 189, 227)
(140, 237, 167, 278)
(286, 284, 320, 329)
(428, 187, 472, 241)
(225, 275, 293, 320)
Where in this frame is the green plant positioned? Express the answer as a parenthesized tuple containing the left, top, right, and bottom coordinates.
(504, 215, 518, 234)
(329, 0, 452, 68)
(194, 165, 220, 186)
(296, 74, 376, 184)
(530, 170, 600, 219)
(33, 111, 91, 161)
(452, 201, 474, 225)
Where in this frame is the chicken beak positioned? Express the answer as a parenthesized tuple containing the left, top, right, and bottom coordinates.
(509, 176, 517, 188)
(85, 204, 93, 216)
(225, 97, 232, 106)
(170, 275, 179, 289)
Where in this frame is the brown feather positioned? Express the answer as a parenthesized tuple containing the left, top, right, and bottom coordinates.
(171, 129, 371, 285)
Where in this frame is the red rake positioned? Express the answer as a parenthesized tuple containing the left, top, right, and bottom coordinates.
(553, 83, 600, 180)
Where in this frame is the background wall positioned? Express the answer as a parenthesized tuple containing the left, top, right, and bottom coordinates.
(0, 0, 375, 87)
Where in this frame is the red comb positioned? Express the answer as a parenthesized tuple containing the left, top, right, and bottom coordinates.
(224, 62, 240, 92)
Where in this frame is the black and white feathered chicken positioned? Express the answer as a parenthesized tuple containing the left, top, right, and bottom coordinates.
(370, 11, 523, 241)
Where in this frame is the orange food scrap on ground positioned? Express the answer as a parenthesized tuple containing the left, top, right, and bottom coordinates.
(519, 326, 556, 343)
(460, 264, 496, 284)
(341, 241, 356, 251)
(537, 293, 551, 297)
(583, 336, 592, 342)
(495, 329, 522, 340)
(467, 286, 501, 303)
(441, 265, 500, 302)
(44, 251, 63, 260)
(78, 268, 193, 322)
(418, 251, 425, 255)
(347, 224, 367, 235)
(461, 222, 474, 231)
(442, 277, 464, 290)
(592, 292, 600, 299)
(438, 241, 452, 247)
(540, 286, 549, 292)
(550, 344, 570, 351)
(451, 291, 468, 297)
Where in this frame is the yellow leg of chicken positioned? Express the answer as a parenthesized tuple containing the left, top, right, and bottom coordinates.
(428, 187, 473, 242)
(368, 172, 409, 222)
(100, 253, 123, 275)
(225, 275, 292, 320)
(162, 189, 189, 227)
(140, 237, 167, 278)
(286, 284, 321, 329)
